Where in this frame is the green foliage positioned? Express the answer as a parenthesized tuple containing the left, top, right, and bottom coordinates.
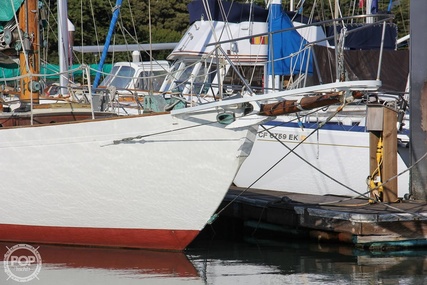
(392, 0, 409, 39)
(44, 0, 192, 64)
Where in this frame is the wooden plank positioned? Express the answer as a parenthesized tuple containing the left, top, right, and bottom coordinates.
(220, 188, 427, 249)
(382, 107, 398, 202)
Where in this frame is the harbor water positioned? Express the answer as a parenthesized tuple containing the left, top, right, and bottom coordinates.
(1, 233, 426, 284)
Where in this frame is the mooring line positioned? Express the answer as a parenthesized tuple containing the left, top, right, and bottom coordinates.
(212, 105, 349, 220)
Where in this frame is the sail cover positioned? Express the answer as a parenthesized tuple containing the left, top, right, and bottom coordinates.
(267, 3, 313, 76)
(325, 23, 398, 50)
(188, 0, 268, 24)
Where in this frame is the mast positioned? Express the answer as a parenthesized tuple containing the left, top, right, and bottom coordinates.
(365, 0, 373, 23)
(58, 0, 70, 95)
(92, 0, 123, 90)
(19, 0, 39, 105)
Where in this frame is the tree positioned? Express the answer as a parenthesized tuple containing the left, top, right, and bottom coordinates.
(45, 0, 193, 64)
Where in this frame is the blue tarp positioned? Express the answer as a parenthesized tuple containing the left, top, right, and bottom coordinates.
(0, 63, 113, 80)
(0, 0, 24, 32)
(267, 4, 313, 76)
(0, 0, 24, 22)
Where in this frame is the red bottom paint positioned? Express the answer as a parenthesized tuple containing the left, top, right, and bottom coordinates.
(0, 242, 200, 277)
(0, 224, 199, 250)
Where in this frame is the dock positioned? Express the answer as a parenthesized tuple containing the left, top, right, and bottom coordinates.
(212, 186, 427, 251)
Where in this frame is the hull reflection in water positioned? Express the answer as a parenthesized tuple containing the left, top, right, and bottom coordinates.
(1, 240, 426, 284)
(0, 243, 201, 284)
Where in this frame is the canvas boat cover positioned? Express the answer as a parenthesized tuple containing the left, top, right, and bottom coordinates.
(188, 0, 268, 24)
(312, 45, 409, 92)
(0, 0, 24, 23)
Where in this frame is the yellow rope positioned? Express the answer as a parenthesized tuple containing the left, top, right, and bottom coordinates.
(368, 134, 384, 202)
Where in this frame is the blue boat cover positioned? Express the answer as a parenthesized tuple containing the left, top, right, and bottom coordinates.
(325, 23, 398, 50)
(267, 3, 313, 76)
(188, 0, 268, 24)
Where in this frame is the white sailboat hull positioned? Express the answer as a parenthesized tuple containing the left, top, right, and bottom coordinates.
(0, 111, 256, 250)
(234, 123, 409, 198)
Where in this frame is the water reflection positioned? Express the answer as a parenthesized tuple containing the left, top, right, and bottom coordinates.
(187, 237, 427, 285)
(0, 242, 200, 284)
(0, 238, 426, 284)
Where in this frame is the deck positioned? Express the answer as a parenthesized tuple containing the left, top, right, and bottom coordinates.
(215, 186, 427, 251)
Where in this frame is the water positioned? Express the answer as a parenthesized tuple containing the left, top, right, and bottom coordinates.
(1, 235, 426, 284)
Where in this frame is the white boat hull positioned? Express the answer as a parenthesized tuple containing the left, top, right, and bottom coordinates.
(159, 3, 410, 200)
(234, 122, 410, 198)
(0, 111, 256, 250)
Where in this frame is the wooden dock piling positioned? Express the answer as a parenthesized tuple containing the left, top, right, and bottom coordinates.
(367, 105, 398, 202)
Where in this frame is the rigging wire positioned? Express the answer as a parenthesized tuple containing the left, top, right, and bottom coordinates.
(218, 0, 251, 86)
(80, 0, 83, 64)
(88, 0, 102, 62)
(10, 0, 30, 74)
(320, 149, 427, 218)
(213, 95, 416, 220)
(107, 0, 117, 64)
(126, 0, 139, 47)
(107, 116, 225, 146)
(213, 99, 357, 218)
